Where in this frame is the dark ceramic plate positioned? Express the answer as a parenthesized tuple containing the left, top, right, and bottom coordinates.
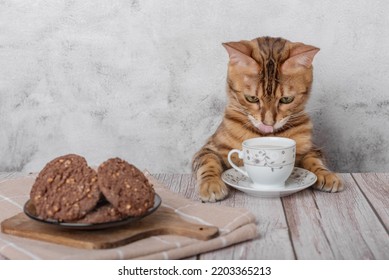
(23, 193, 162, 230)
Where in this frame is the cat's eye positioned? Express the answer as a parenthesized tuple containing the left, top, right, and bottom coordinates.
(279, 96, 295, 104)
(245, 95, 259, 103)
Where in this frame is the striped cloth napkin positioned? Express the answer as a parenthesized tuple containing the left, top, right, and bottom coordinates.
(0, 172, 257, 259)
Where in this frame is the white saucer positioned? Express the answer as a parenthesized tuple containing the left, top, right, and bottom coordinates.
(221, 167, 317, 198)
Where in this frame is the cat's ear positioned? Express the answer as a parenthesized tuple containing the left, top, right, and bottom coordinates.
(222, 41, 257, 68)
(281, 43, 320, 74)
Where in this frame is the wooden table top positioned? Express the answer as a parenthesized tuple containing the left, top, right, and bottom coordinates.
(1, 172, 388, 259)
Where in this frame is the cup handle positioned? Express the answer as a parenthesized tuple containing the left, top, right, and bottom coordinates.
(228, 149, 249, 177)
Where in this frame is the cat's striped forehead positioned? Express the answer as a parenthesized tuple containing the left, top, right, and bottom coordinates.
(251, 37, 290, 97)
(224, 36, 318, 100)
(252, 37, 289, 63)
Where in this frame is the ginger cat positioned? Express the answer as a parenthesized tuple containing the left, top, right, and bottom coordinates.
(192, 36, 343, 202)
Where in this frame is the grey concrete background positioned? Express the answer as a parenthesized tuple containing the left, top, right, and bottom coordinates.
(1, 0, 388, 173)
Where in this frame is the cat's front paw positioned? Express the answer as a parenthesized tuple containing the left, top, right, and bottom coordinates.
(198, 178, 229, 202)
(313, 170, 344, 193)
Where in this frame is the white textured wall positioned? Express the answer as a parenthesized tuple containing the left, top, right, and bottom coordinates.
(1, 0, 389, 173)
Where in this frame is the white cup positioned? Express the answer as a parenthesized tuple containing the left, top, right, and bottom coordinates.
(228, 137, 296, 189)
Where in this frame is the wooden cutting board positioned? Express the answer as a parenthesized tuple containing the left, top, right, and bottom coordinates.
(1, 206, 219, 249)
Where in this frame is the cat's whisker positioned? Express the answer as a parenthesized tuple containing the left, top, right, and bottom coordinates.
(245, 123, 253, 130)
(287, 111, 309, 120)
(242, 120, 253, 130)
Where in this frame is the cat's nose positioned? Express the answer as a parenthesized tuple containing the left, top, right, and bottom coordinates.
(263, 120, 274, 126)
(263, 111, 275, 126)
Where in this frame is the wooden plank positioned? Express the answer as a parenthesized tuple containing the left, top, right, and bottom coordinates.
(200, 187, 295, 259)
(152, 173, 172, 190)
(351, 173, 389, 231)
(152, 173, 199, 201)
(307, 174, 388, 259)
(180, 174, 199, 201)
(164, 174, 185, 195)
(153, 173, 294, 259)
(282, 188, 335, 259)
